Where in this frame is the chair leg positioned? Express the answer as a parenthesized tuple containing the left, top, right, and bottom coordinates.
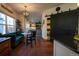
(31, 40, 33, 47)
(34, 37, 36, 45)
(26, 39, 28, 46)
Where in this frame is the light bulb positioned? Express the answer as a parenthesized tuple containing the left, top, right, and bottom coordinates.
(77, 3, 79, 7)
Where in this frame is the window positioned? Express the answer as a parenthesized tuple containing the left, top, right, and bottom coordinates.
(0, 12, 16, 34)
(0, 25, 6, 34)
(0, 13, 6, 34)
(7, 16, 16, 33)
(7, 16, 14, 25)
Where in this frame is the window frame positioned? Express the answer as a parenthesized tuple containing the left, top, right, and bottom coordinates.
(0, 12, 16, 34)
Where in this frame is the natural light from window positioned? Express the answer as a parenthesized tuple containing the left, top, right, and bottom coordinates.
(0, 12, 16, 34)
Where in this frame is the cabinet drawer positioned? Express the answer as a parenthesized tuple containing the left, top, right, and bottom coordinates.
(0, 39, 10, 53)
(0, 48, 9, 56)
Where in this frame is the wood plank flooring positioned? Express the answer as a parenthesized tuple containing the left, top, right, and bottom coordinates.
(10, 37, 53, 56)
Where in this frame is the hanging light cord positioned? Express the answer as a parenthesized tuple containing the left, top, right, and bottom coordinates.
(24, 6, 27, 16)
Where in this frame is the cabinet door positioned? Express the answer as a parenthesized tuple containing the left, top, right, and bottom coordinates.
(51, 14, 60, 39)
(0, 39, 11, 56)
(51, 10, 78, 49)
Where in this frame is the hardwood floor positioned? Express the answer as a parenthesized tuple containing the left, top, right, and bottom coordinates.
(10, 37, 53, 56)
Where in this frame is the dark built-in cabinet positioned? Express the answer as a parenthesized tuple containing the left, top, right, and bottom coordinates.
(50, 9, 79, 53)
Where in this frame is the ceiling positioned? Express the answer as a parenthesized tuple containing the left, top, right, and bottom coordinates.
(6, 3, 62, 22)
(7, 3, 61, 14)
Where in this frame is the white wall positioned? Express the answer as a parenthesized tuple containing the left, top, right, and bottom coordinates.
(42, 3, 77, 40)
(28, 12, 42, 23)
(54, 40, 79, 56)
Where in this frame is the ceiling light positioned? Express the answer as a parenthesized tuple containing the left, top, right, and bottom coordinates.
(23, 6, 29, 17)
(77, 3, 79, 7)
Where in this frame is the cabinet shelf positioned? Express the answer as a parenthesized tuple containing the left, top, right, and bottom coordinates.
(16, 19, 22, 31)
(47, 18, 52, 41)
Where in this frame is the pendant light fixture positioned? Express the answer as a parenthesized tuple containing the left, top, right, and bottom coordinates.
(23, 6, 29, 17)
